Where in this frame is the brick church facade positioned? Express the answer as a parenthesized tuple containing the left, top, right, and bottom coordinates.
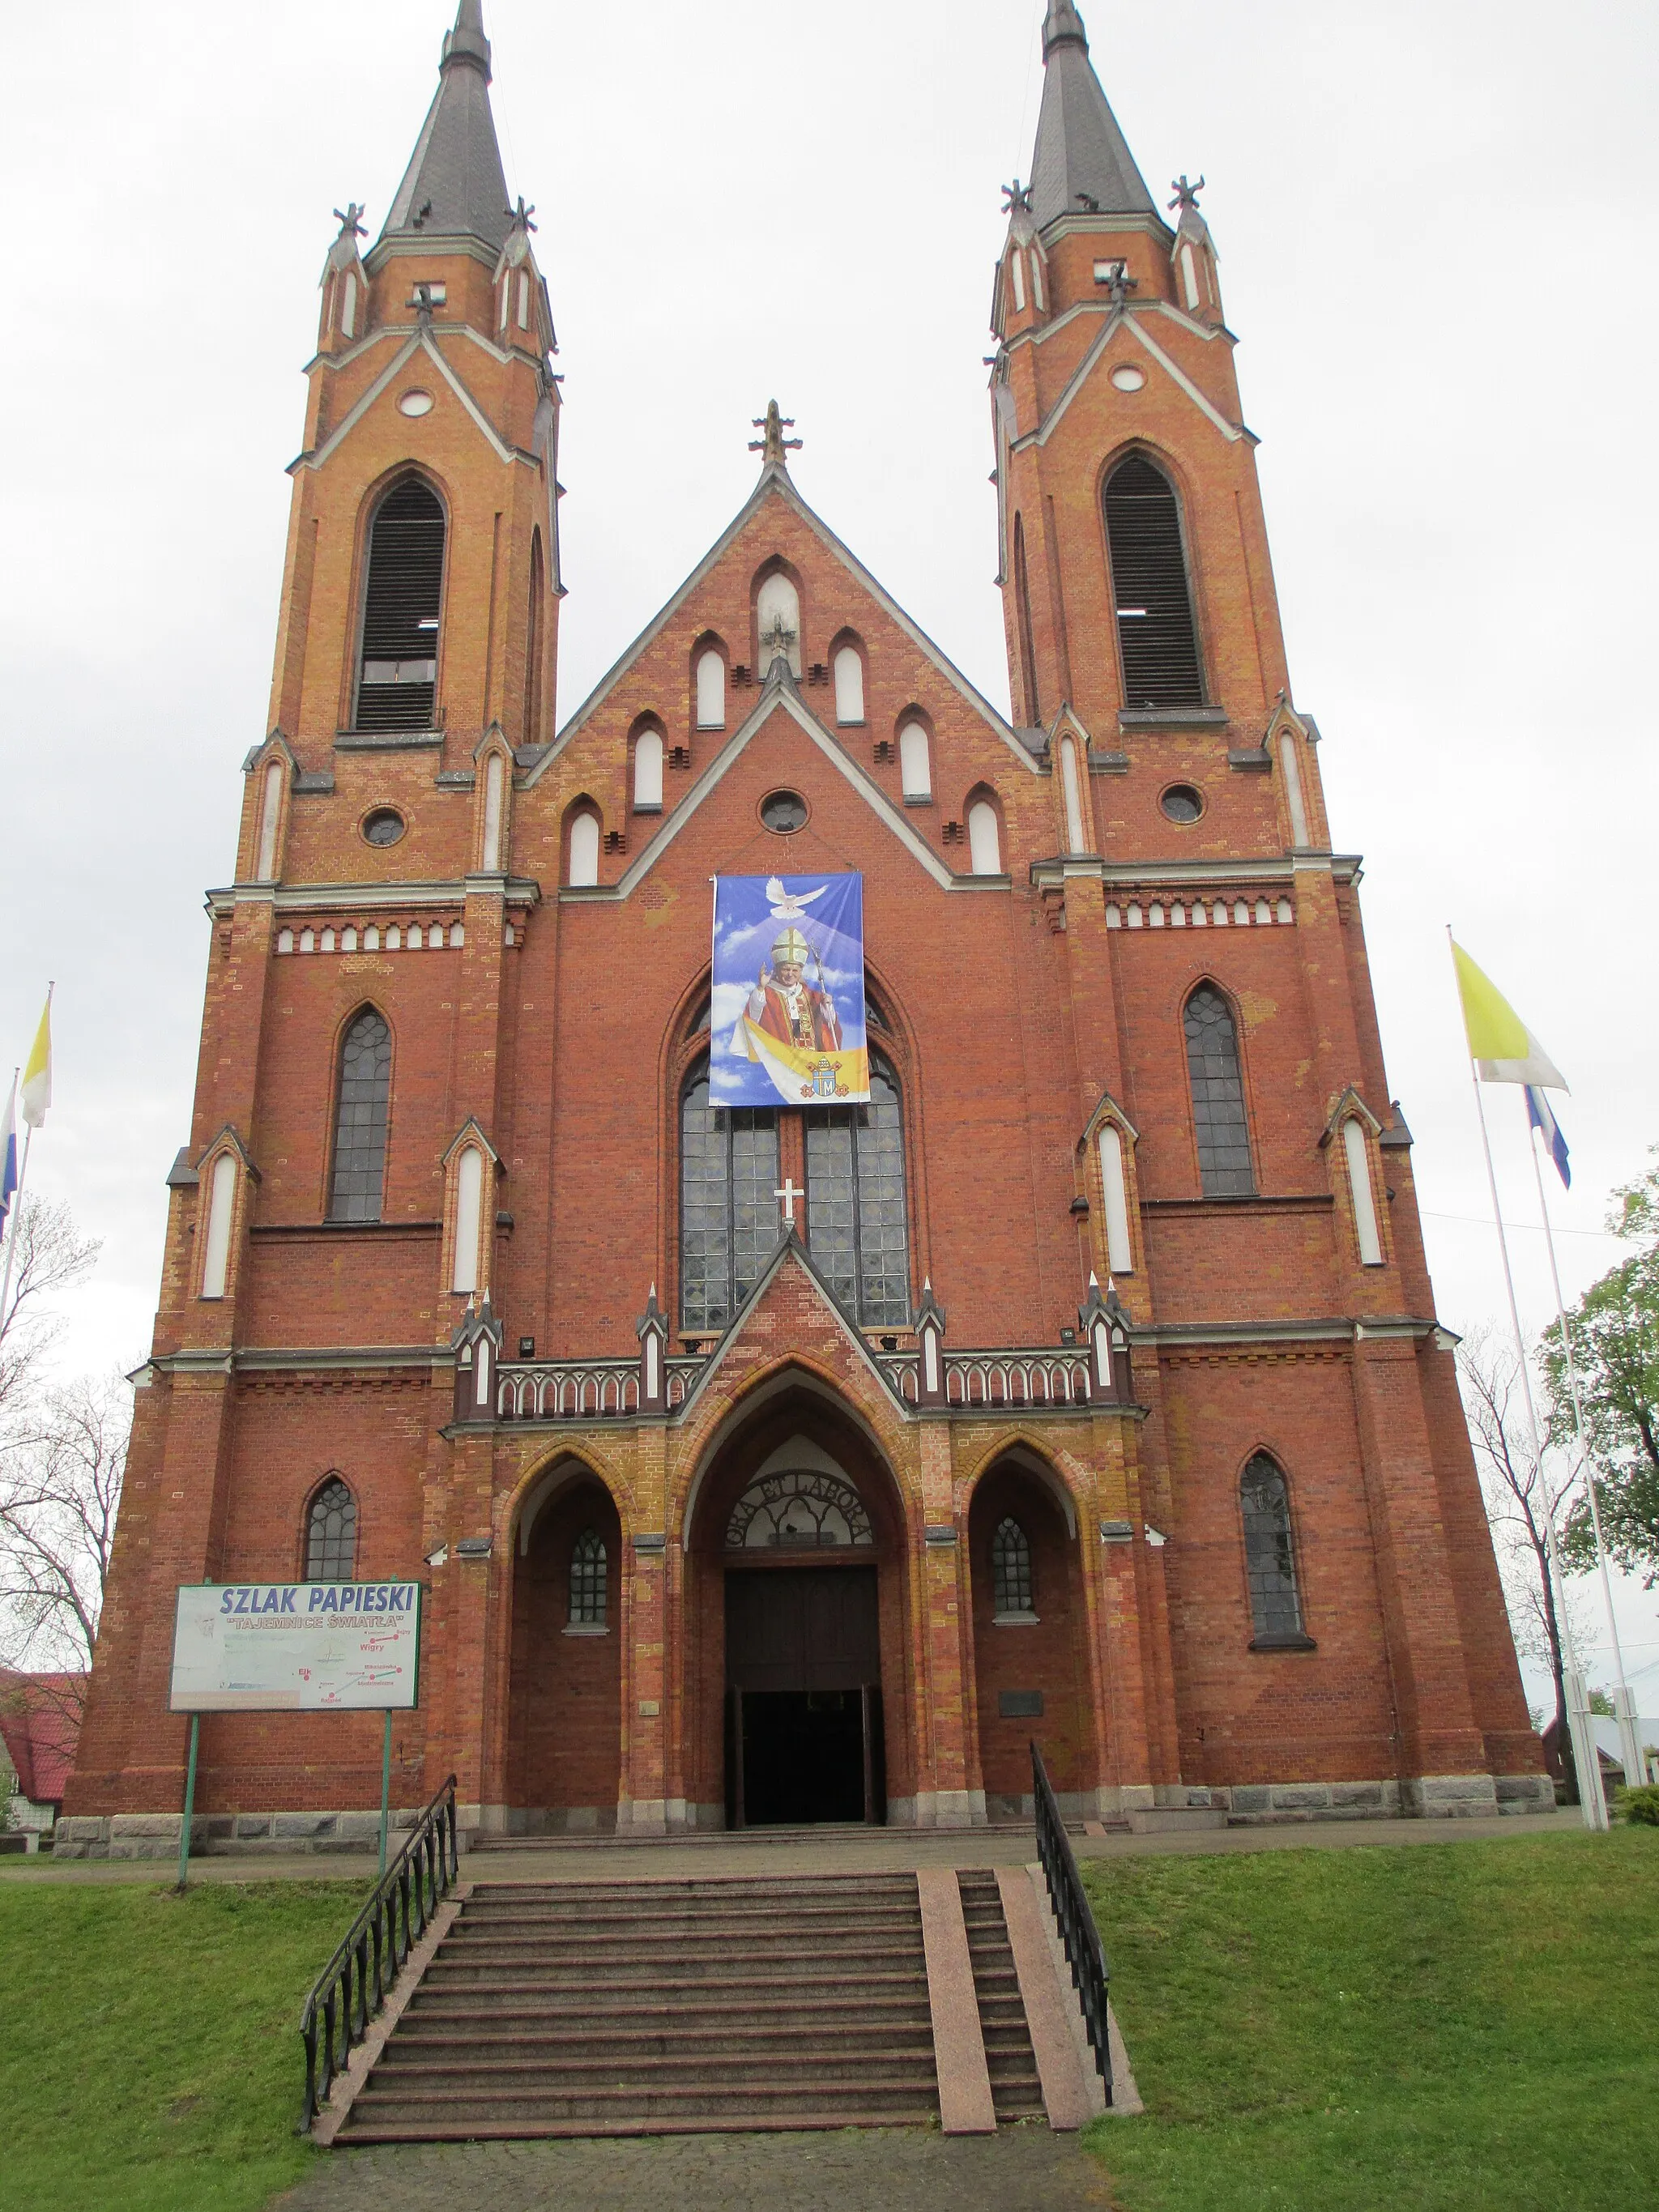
(63, 1, 1547, 1853)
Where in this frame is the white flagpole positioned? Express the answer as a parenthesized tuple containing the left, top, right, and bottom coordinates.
(1527, 1122, 1648, 1791)
(1450, 932, 1605, 1827)
(0, 1114, 32, 1340)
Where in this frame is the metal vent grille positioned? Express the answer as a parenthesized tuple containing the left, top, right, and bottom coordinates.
(1103, 458, 1204, 709)
(356, 479, 445, 731)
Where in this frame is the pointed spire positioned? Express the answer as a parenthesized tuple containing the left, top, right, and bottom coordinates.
(1029, 2, 1158, 229)
(382, 2, 511, 251)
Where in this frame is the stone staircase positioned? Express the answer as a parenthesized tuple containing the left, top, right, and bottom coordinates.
(337, 1873, 941, 2141)
(957, 1866, 1047, 2122)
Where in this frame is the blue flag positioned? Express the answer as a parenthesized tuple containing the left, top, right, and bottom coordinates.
(1527, 1085, 1570, 1189)
(0, 1079, 16, 1238)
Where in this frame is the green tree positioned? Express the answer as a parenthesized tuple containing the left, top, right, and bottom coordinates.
(1549, 1151, 1659, 1586)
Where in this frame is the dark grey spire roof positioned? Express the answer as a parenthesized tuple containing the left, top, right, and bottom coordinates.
(381, 2, 511, 252)
(1030, 2, 1159, 230)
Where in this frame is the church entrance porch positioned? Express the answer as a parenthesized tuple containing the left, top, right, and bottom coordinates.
(724, 1566, 885, 1826)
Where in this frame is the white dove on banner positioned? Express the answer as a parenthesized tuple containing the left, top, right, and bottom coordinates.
(764, 877, 829, 923)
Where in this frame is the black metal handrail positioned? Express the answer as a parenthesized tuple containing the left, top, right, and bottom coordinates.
(297, 1773, 458, 2132)
(1031, 1741, 1113, 2099)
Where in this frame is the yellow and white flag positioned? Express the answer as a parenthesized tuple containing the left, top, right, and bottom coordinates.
(1450, 942, 1567, 1089)
(19, 993, 51, 1129)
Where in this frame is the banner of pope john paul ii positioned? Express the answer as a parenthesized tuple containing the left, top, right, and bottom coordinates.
(710, 874, 871, 1108)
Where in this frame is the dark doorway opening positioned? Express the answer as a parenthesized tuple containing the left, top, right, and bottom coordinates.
(724, 1566, 885, 1826)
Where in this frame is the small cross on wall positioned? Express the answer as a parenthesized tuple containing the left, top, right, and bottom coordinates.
(774, 1178, 805, 1226)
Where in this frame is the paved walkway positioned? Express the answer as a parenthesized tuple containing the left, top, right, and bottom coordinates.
(272, 2128, 1116, 2211)
(0, 1805, 1584, 1893)
(0, 1807, 1580, 1887)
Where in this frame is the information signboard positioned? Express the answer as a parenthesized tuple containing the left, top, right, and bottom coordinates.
(169, 1582, 422, 1712)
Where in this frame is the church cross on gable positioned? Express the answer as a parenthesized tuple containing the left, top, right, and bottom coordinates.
(62, 1, 1547, 1872)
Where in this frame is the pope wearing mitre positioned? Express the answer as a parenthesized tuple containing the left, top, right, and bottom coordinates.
(743, 925, 842, 1055)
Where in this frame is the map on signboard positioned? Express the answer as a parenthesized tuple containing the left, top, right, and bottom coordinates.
(169, 1583, 423, 1712)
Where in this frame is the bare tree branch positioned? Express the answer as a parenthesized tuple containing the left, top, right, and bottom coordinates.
(0, 1197, 100, 1417)
(0, 1372, 129, 1708)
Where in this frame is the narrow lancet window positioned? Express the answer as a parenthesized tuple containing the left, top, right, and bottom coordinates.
(1240, 1455, 1304, 1642)
(569, 1528, 608, 1626)
(992, 1518, 1034, 1618)
(696, 647, 726, 728)
(834, 646, 865, 725)
(1103, 456, 1203, 710)
(329, 1008, 392, 1221)
(633, 729, 664, 809)
(1183, 984, 1253, 1196)
(568, 811, 600, 886)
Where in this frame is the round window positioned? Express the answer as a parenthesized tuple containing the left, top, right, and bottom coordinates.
(1110, 364, 1146, 393)
(760, 790, 808, 833)
(1160, 784, 1203, 824)
(398, 390, 434, 418)
(362, 808, 406, 846)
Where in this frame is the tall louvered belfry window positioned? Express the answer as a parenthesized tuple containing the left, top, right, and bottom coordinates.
(329, 1008, 393, 1221)
(1183, 984, 1254, 1196)
(1103, 456, 1204, 710)
(356, 478, 446, 731)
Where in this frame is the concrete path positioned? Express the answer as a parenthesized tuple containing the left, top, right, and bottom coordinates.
(0, 1806, 1580, 1887)
(272, 2128, 1115, 2211)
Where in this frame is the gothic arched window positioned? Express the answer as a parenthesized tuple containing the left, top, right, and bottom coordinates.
(356, 477, 446, 731)
(1183, 983, 1253, 1197)
(680, 1058, 779, 1332)
(1103, 455, 1203, 710)
(568, 809, 600, 887)
(992, 1517, 1034, 1618)
(1239, 1454, 1306, 1643)
(569, 1528, 608, 1626)
(305, 1477, 357, 1582)
(633, 727, 664, 810)
(329, 1008, 392, 1221)
(805, 1060, 910, 1328)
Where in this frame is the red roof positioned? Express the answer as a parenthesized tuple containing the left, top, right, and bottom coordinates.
(0, 1673, 87, 1808)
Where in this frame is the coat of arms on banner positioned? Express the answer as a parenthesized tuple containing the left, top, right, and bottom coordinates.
(711, 874, 871, 1108)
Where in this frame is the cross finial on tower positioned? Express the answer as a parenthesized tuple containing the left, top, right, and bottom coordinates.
(332, 202, 367, 240)
(1168, 173, 1205, 213)
(748, 400, 803, 469)
(1001, 179, 1033, 215)
(507, 195, 537, 234)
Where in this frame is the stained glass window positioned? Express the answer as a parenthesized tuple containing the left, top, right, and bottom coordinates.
(1240, 1454, 1303, 1639)
(329, 1008, 392, 1221)
(1183, 984, 1254, 1197)
(805, 1063, 910, 1327)
(680, 1059, 778, 1331)
(305, 1477, 356, 1582)
(992, 1518, 1034, 1617)
(569, 1528, 608, 1626)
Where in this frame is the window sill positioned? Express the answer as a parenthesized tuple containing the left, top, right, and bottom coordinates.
(250, 1219, 442, 1240)
(992, 1611, 1041, 1627)
(1117, 706, 1227, 732)
(335, 730, 445, 752)
(1142, 1195, 1333, 1217)
(902, 794, 935, 808)
(1248, 1631, 1317, 1653)
(562, 1622, 610, 1638)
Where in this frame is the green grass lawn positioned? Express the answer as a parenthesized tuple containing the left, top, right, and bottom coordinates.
(0, 1877, 354, 2211)
(1083, 1830, 1659, 2212)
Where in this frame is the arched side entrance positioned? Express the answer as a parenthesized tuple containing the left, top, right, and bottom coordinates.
(505, 1462, 622, 1833)
(967, 1455, 1093, 1817)
(682, 1383, 915, 1829)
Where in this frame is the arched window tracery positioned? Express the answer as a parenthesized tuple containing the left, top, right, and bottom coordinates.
(679, 1057, 779, 1332)
(804, 1059, 911, 1328)
(305, 1477, 357, 1582)
(329, 1008, 392, 1221)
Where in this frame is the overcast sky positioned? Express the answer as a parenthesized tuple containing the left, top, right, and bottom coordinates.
(2, 0, 1654, 1714)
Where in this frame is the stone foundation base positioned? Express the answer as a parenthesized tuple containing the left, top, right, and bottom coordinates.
(53, 1769, 1557, 1857)
(53, 1808, 423, 1860)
